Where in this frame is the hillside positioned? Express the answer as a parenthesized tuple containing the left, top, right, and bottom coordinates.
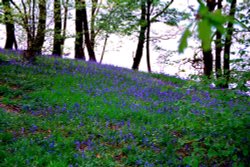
(0, 52, 249, 166)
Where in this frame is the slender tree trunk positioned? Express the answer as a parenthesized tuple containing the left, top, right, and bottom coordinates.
(132, 0, 147, 70)
(10, 0, 32, 50)
(25, 0, 34, 49)
(146, 0, 151, 73)
(3, 0, 18, 49)
(33, 0, 47, 55)
(215, 0, 223, 80)
(23, 0, 35, 48)
(90, 0, 98, 48)
(10, 0, 45, 62)
(52, 0, 62, 56)
(61, 0, 69, 54)
(222, 0, 237, 88)
(99, 34, 108, 64)
(27, 0, 33, 50)
(202, 0, 216, 78)
(82, 0, 96, 62)
(202, 48, 213, 77)
(32, 0, 36, 38)
(215, 32, 222, 78)
(75, 0, 85, 60)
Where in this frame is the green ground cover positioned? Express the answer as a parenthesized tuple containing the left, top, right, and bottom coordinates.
(0, 51, 249, 166)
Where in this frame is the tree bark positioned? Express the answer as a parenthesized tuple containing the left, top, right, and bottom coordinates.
(32, 0, 47, 55)
(75, 0, 85, 60)
(90, 0, 98, 48)
(146, 0, 151, 73)
(99, 34, 108, 64)
(202, 49, 213, 77)
(215, 0, 223, 80)
(202, 0, 216, 78)
(61, 0, 69, 54)
(82, 0, 96, 62)
(52, 0, 62, 56)
(10, 0, 33, 57)
(222, 0, 237, 88)
(3, 0, 18, 49)
(10, 0, 45, 62)
(206, 0, 216, 11)
(32, 0, 36, 39)
(27, 0, 35, 49)
(132, 0, 147, 71)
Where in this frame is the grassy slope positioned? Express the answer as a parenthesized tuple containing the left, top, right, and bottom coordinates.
(0, 53, 249, 167)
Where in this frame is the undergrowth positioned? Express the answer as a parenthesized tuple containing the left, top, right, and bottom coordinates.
(0, 52, 249, 167)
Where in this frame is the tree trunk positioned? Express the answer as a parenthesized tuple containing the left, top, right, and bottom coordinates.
(10, 0, 31, 50)
(90, 0, 98, 48)
(202, 49, 213, 77)
(33, 0, 47, 55)
(222, 0, 237, 88)
(146, 0, 151, 73)
(99, 34, 109, 64)
(22, 1, 34, 51)
(132, 0, 147, 71)
(82, 0, 96, 62)
(52, 0, 62, 56)
(206, 0, 216, 11)
(32, 0, 36, 38)
(215, 0, 223, 80)
(202, 0, 216, 78)
(3, 0, 18, 49)
(24, 0, 33, 50)
(61, 0, 69, 54)
(9, 0, 45, 62)
(75, 0, 85, 60)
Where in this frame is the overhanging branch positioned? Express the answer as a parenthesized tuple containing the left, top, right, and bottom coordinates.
(150, 0, 174, 23)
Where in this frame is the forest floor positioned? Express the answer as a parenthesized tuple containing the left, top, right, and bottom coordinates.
(0, 52, 249, 166)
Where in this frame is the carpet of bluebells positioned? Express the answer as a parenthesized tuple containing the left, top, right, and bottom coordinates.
(0, 50, 249, 166)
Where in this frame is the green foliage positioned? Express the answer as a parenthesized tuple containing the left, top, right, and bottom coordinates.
(97, 0, 187, 36)
(178, 23, 192, 53)
(178, 2, 229, 53)
(198, 19, 212, 51)
(0, 15, 3, 24)
(207, 9, 227, 33)
(0, 2, 4, 24)
(197, 3, 229, 51)
(96, 0, 139, 35)
(161, 8, 190, 26)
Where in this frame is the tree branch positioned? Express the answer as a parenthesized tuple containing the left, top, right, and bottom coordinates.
(150, 0, 174, 22)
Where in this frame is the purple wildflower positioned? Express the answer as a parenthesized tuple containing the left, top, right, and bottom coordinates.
(30, 124, 38, 133)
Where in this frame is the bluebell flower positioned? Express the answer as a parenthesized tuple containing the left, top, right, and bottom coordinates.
(136, 159, 143, 165)
(21, 127, 25, 134)
(74, 153, 79, 159)
(30, 124, 38, 133)
(49, 141, 55, 148)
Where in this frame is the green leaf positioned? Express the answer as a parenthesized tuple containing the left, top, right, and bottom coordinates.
(164, 19, 178, 26)
(198, 3, 209, 17)
(209, 9, 227, 25)
(207, 9, 227, 34)
(0, 15, 4, 24)
(198, 19, 212, 51)
(208, 148, 218, 158)
(243, 148, 248, 156)
(178, 23, 192, 53)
